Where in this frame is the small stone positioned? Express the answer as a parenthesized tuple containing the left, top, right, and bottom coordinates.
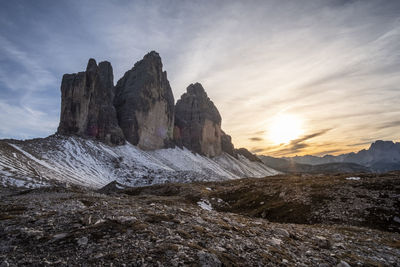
(94, 253, 104, 259)
(337, 260, 351, 267)
(52, 233, 68, 241)
(94, 219, 106, 225)
(275, 228, 290, 237)
(197, 251, 222, 267)
(333, 243, 346, 249)
(77, 236, 88, 246)
(305, 250, 312, 256)
(332, 234, 342, 241)
(270, 237, 282, 246)
(315, 235, 331, 249)
(282, 259, 289, 264)
(0, 260, 10, 267)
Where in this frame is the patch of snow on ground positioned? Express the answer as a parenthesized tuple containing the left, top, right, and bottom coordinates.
(197, 199, 213, 211)
(346, 177, 361, 181)
(0, 136, 279, 189)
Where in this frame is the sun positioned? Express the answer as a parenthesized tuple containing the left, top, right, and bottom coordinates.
(268, 114, 304, 145)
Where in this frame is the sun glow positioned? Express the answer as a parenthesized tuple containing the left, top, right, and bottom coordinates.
(268, 114, 304, 145)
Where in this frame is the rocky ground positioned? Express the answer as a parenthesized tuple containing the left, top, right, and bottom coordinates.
(1, 172, 400, 266)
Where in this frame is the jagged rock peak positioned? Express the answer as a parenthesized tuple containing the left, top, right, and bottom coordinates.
(114, 51, 175, 150)
(187, 82, 208, 97)
(57, 58, 125, 145)
(174, 83, 222, 157)
(369, 140, 397, 151)
(178, 83, 222, 124)
(86, 58, 98, 73)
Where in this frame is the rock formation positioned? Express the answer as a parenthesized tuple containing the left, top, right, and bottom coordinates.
(114, 51, 175, 150)
(174, 83, 223, 157)
(57, 52, 244, 157)
(221, 131, 237, 158)
(235, 148, 262, 162)
(57, 59, 125, 145)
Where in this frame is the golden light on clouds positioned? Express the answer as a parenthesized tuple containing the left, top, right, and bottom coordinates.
(268, 114, 304, 145)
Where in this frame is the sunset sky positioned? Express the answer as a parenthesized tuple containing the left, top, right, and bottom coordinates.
(1, 0, 400, 157)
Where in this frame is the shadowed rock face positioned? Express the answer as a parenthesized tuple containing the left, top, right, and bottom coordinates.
(114, 51, 175, 150)
(174, 83, 223, 157)
(57, 59, 125, 145)
(235, 148, 262, 162)
(221, 131, 237, 158)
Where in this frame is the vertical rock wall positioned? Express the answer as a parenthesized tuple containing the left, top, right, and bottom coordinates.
(57, 59, 125, 145)
(114, 51, 175, 150)
(174, 83, 223, 157)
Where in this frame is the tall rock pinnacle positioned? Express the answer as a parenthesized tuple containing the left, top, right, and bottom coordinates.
(57, 59, 125, 145)
(174, 83, 223, 157)
(114, 51, 175, 149)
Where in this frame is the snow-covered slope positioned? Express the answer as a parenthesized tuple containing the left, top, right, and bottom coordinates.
(0, 135, 279, 189)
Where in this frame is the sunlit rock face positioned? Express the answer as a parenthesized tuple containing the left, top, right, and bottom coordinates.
(114, 51, 175, 150)
(174, 83, 223, 157)
(57, 59, 125, 145)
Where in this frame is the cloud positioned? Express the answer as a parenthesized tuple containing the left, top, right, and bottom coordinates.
(0, 100, 58, 139)
(0, 36, 57, 92)
(0, 0, 399, 151)
(375, 120, 400, 130)
(257, 129, 332, 156)
(249, 137, 263, 142)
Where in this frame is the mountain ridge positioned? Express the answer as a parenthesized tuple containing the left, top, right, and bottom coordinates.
(260, 140, 400, 173)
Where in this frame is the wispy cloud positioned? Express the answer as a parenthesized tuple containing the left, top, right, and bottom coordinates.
(249, 137, 263, 142)
(0, 0, 399, 151)
(256, 129, 332, 156)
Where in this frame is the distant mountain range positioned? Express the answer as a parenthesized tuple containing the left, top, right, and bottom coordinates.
(259, 140, 400, 173)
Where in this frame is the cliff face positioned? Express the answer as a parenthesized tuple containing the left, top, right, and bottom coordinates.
(221, 131, 237, 158)
(174, 83, 223, 157)
(57, 59, 125, 145)
(114, 51, 175, 150)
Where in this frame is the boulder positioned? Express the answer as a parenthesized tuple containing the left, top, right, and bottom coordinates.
(174, 83, 222, 157)
(114, 51, 174, 149)
(57, 59, 125, 145)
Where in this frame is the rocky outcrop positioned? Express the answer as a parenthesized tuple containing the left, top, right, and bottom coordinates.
(56, 52, 244, 156)
(114, 51, 174, 150)
(174, 83, 223, 157)
(235, 148, 262, 162)
(221, 131, 237, 158)
(57, 59, 125, 145)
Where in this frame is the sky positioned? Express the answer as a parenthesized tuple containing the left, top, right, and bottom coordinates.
(0, 0, 400, 157)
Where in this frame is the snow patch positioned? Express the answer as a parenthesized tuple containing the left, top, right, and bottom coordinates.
(346, 177, 361, 181)
(197, 199, 213, 211)
(0, 136, 279, 189)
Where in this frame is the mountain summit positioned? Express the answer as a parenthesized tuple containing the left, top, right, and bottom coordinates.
(57, 58, 125, 145)
(114, 51, 175, 150)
